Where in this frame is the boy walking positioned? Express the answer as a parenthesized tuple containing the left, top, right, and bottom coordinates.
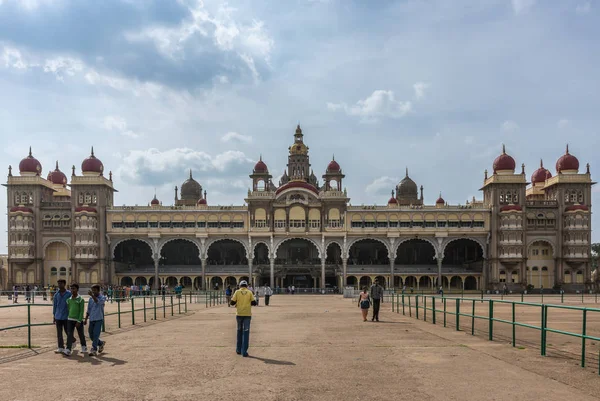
(230, 280, 256, 357)
(64, 284, 87, 356)
(84, 285, 106, 356)
(52, 279, 71, 354)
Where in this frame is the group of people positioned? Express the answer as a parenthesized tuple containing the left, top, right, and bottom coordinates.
(358, 279, 385, 322)
(52, 279, 106, 357)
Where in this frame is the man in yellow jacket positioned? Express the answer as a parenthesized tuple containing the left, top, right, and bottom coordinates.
(230, 280, 256, 357)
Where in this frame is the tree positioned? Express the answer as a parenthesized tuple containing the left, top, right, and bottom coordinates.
(592, 243, 599, 269)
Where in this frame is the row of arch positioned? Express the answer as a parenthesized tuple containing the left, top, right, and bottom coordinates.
(110, 235, 492, 262)
(120, 276, 246, 289)
(346, 275, 478, 290)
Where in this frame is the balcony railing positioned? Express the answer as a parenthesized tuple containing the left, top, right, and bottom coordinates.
(526, 200, 558, 207)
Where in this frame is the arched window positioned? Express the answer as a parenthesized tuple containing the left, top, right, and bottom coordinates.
(578, 191, 584, 203)
(506, 192, 512, 203)
(78, 193, 84, 204)
(564, 270, 571, 284)
(59, 267, 66, 275)
(576, 270, 584, 283)
(499, 270, 506, 283)
(92, 193, 98, 204)
(513, 191, 518, 203)
(541, 266, 548, 271)
(15, 193, 21, 204)
(532, 267, 539, 272)
(50, 267, 57, 276)
(84, 193, 92, 204)
(499, 191, 505, 203)
(570, 191, 577, 203)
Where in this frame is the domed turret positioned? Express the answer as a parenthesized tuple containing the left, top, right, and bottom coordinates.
(556, 144, 579, 174)
(436, 193, 445, 205)
(180, 170, 202, 201)
(150, 194, 160, 206)
(396, 168, 418, 198)
(81, 147, 104, 175)
(253, 156, 268, 174)
(47, 161, 67, 186)
(19, 147, 42, 176)
(327, 155, 341, 173)
(493, 144, 516, 174)
(388, 190, 398, 205)
(531, 159, 552, 184)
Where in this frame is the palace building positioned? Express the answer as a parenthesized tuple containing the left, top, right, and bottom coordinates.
(3, 126, 595, 292)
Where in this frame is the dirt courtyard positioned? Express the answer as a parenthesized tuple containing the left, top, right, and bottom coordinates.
(1, 295, 599, 401)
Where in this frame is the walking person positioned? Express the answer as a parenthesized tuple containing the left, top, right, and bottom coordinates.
(230, 280, 256, 357)
(52, 279, 71, 354)
(225, 286, 233, 307)
(358, 287, 371, 322)
(256, 286, 263, 306)
(264, 285, 273, 306)
(84, 285, 106, 356)
(64, 284, 87, 356)
(370, 279, 384, 322)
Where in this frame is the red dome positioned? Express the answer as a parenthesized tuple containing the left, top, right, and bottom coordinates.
(327, 157, 341, 173)
(493, 145, 516, 173)
(556, 145, 579, 173)
(275, 181, 319, 195)
(47, 161, 67, 186)
(197, 198, 207, 205)
(436, 196, 445, 204)
(150, 195, 160, 205)
(81, 147, 104, 174)
(19, 147, 42, 175)
(388, 197, 398, 204)
(531, 160, 552, 184)
(253, 157, 268, 174)
(10, 206, 33, 213)
(75, 206, 97, 213)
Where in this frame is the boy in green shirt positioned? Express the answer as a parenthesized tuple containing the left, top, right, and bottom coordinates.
(64, 284, 88, 356)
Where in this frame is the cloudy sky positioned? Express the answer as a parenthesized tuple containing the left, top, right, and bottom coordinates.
(1, 0, 599, 252)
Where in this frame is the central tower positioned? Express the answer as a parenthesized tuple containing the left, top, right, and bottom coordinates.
(287, 125, 311, 181)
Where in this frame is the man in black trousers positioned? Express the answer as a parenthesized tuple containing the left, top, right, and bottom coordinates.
(370, 279, 384, 322)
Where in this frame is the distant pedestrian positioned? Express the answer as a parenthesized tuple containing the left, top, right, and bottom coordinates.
(230, 280, 257, 357)
(264, 285, 273, 306)
(84, 285, 106, 356)
(370, 279, 384, 322)
(291, 285, 295, 295)
(225, 286, 233, 307)
(52, 279, 71, 354)
(358, 287, 371, 322)
(64, 284, 87, 356)
(13, 285, 18, 303)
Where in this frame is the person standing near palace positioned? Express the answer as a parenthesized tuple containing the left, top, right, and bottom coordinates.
(84, 285, 106, 356)
(52, 279, 71, 354)
(370, 279, 384, 322)
(64, 284, 87, 356)
(225, 286, 233, 307)
(264, 285, 273, 306)
(230, 280, 256, 357)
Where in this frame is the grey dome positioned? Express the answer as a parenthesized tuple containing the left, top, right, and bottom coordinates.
(396, 169, 418, 199)
(181, 170, 202, 201)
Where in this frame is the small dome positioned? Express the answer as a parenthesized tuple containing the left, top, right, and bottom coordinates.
(327, 156, 341, 173)
(81, 147, 104, 175)
(253, 156, 268, 174)
(436, 193, 445, 204)
(181, 170, 202, 201)
(47, 161, 67, 186)
(19, 147, 42, 175)
(197, 198, 207, 205)
(556, 145, 579, 173)
(388, 190, 397, 204)
(493, 145, 516, 173)
(150, 195, 160, 205)
(531, 159, 552, 184)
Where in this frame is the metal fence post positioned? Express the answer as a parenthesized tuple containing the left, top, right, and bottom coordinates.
(178, 296, 181, 314)
(401, 294, 405, 315)
(416, 295, 419, 320)
(512, 302, 516, 347)
(488, 300, 494, 341)
(471, 299, 475, 336)
(185, 293, 188, 313)
(443, 298, 447, 327)
(102, 317, 106, 333)
(154, 296, 157, 320)
(131, 298, 135, 326)
(541, 305, 547, 356)
(27, 304, 31, 349)
(408, 295, 412, 317)
(117, 301, 121, 329)
(143, 297, 147, 323)
(171, 295, 174, 316)
(581, 309, 587, 367)
(456, 299, 460, 331)
(424, 296, 427, 322)
(432, 297, 436, 324)
(163, 296, 166, 318)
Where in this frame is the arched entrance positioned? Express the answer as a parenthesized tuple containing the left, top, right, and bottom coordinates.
(207, 239, 247, 265)
(165, 276, 178, 288)
(359, 276, 372, 288)
(180, 276, 192, 288)
(161, 239, 201, 266)
(375, 275, 387, 289)
(419, 276, 432, 290)
(134, 276, 147, 286)
(405, 276, 417, 289)
(113, 239, 154, 286)
(395, 240, 436, 280)
(527, 240, 555, 288)
(44, 241, 71, 286)
(346, 276, 358, 288)
(275, 238, 321, 288)
(224, 276, 237, 288)
(210, 276, 223, 290)
(443, 239, 484, 270)
(121, 276, 133, 286)
(325, 242, 342, 288)
(464, 276, 477, 290)
(253, 243, 269, 265)
(193, 276, 202, 290)
(349, 239, 389, 265)
(149, 277, 161, 288)
(450, 276, 462, 290)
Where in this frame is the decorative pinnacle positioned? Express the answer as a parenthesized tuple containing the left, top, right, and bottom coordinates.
(502, 143, 506, 154)
(439, 191, 442, 198)
(91, 146, 94, 157)
(189, 169, 193, 179)
(332, 154, 335, 161)
(566, 144, 570, 154)
(28, 146, 32, 157)
(391, 190, 395, 197)
(259, 154, 262, 161)
(540, 159, 543, 168)
(405, 167, 409, 177)
(56, 160, 59, 170)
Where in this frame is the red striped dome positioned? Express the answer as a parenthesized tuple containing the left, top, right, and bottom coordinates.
(556, 145, 579, 173)
(531, 160, 552, 184)
(493, 145, 516, 173)
(81, 147, 104, 174)
(19, 147, 42, 175)
(47, 161, 67, 186)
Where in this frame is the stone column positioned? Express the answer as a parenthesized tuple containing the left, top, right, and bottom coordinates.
(248, 259, 253, 284)
(153, 256, 160, 290)
(269, 258, 275, 288)
(321, 257, 326, 289)
(436, 255, 443, 289)
(201, 258, 207, 290)
(390, 259, 395, 290)
(342, 258, 347, 288)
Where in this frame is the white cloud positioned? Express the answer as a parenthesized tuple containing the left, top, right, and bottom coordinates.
(1, 46, 32, 69)
(576, 2, 591, 14)
(43, 56, 83, 81)
(413, 82, 430, 99)
(365, 176, 398, 196)
(103, 116, 140, 138)
(512, 0, 536, 15)
(327, 90, 412, 122)
(502, 120, 519, 132)
(557, 119, 569, 128)
(0, 0, 60, 10)
(221, 132, 252, 143)
(116, 148, 255, 186)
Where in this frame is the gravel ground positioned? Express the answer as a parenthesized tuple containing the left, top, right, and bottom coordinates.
(0, 295, 598, 401)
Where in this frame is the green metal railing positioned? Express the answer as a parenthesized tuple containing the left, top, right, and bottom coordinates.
(0, 294, 197, 349)
(391, 294, 600, 374)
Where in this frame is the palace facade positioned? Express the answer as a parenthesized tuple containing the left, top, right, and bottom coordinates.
(3, 126, 595, 291)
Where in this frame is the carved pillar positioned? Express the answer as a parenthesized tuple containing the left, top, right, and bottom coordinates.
(482, 258, 488, 290)
(436, 254, 443, 289)
(153, 256, 160, 290)
(249, 259, 253, 285)
(201, 258, 207, 290)
(321, 257, 326, 289)
(390, 259, 395, 289)
(342, 257, 347, 288)
(269, 258, 275, 288)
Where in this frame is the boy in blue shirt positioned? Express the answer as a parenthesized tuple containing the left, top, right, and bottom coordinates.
(84, 284, 106, 356)
(52, 279, 71, 354)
